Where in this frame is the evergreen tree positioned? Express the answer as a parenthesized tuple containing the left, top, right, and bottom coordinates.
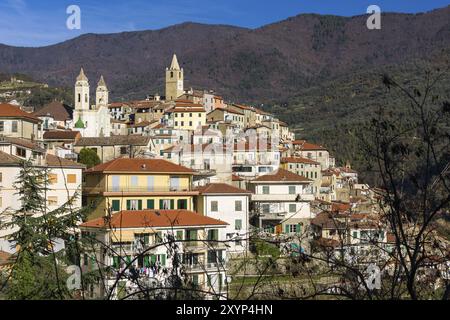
(2, 160, 86, 299)
(78, 148, 101, 169)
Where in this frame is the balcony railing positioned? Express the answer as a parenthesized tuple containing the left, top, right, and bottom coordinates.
(83, 185, 193, 193)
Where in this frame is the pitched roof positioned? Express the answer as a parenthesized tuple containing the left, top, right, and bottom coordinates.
(169, 54, 181, 70)
(293, 140, 327, 151)
(84, 158, 195, 174)
(43, 130, 81, 140)
(0, 151, 21, 165)
(97, 75, 107, 88)
(214, 107, 244, 115)
(252, 168, 312, 183)
(76, 68, 88, 82)
(232, 174, 243, 181)
(0, 136, 45, 153)
(33, 101, 73, 121)
(0, 250, 13, 266)
(75, 135, 151, 147)
(0, 103, 41, 123)
(45, 154, 85, 168)
(281, 157, 320, 165)
(195, 183, 251, 194)
(80, 209, 227, 229)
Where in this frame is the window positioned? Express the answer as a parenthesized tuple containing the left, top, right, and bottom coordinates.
(189, 121, 192, 126)
(48, 196, 58, 206)
(235, 219, 242, 230)
(262, 204, 270, 214)
(11, 121, 18, 133)
(130, 176, 138, 188)
(177, 199, 188, 209)
(159, 199, 174, 210)
(207, 229, 219, 241)
(147, 199, 154, 209)
(235, 200, 242, 211)
(285, 224, 299, 234)
(262, 186, 270, 194)
(67, 174, 77, 184)
(126, 199, 142, 210)
(111, 200, 120, 212)
(16, 147, 26, 158)
(176, 230, 183, 240)
(289, 186, 296, 194)
(0, 172, 2, 183)
(120, 147, 127, 155)
(289, 204, 296, 213)
(48, 173, 58, 184)
(210, 201, 218, 212)
(0, 121, 3, 132)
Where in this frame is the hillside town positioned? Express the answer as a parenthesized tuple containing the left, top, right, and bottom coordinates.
(0, 54, 448, 299)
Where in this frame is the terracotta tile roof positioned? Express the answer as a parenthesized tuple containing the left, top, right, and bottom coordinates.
(0, 250, 13, 266)
(43, 130, 81, 141)
(293, 140, 328, 151)
(85, 158, 195, 174)
(252, 168, 312, 183)
(80, 209, 228, 229)
(0, 103, 42, 123)
(214, 107, 244, 116)
(232, 174, 243, 181)
(33, 101, 73, 121)
(0, 136, 45, 153)
(45, 154, 85, 168)
(331, 202, 351, 213)
(0, 151, 21, 165)
(311, 212, 346, 229)
(281, 157, 320, 165)
(232, 104, 254, 111)
(75, 135, 151, 147)
(195, 183, 251, 194)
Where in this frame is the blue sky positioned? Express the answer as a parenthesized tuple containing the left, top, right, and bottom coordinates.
(1, 0, 449, 47)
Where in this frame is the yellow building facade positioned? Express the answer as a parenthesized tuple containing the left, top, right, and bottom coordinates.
(83, 158, 198, 219)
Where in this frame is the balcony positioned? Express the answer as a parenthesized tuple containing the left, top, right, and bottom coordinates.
(83, 185, 198, 196)
(251, 193, 314, 202)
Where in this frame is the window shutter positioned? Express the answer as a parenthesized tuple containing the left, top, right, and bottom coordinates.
(176, 230, 183, 240)
(297, 224, 302, 234)
(144, 256, 150, 267)
(285, 224, 290, 234)
(138, 200, 142, 210)
(147, 199, 154, 209)
(126, 200, 131, 210)
(159, 199, 164, 209)
(111, 200, 120, 212)
(161, 254, 166, 266)
(150, 255, 157, 264)
(170, 199, 175, 209)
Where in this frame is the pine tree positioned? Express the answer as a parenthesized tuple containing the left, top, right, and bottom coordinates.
(2, 160, 86, 299)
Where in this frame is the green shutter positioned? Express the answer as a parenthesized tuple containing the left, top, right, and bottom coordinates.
(138, 200, 142, 210)
(285, 224, 290, 234)
(159, 199, 164, 209)
(113, 256, 119, 268)
(147, 199, 154, 209)
(297, 224, 302, 234)
(176, 230, 183, 240)
(160, 254, 166, 266)
(170, 199, 175, 209)
(126, 256, 131, 264)
(126, 200, 131, 210)
(111, 200, 120, 212)
(150, 255, 157, 264)
(143, 256, 150, 267)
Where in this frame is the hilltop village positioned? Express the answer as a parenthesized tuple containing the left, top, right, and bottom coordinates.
(0, 54, 425, 299)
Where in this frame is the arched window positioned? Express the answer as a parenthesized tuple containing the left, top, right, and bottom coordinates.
(78, 94, 81, 103)
(170, 71, 173, 78)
